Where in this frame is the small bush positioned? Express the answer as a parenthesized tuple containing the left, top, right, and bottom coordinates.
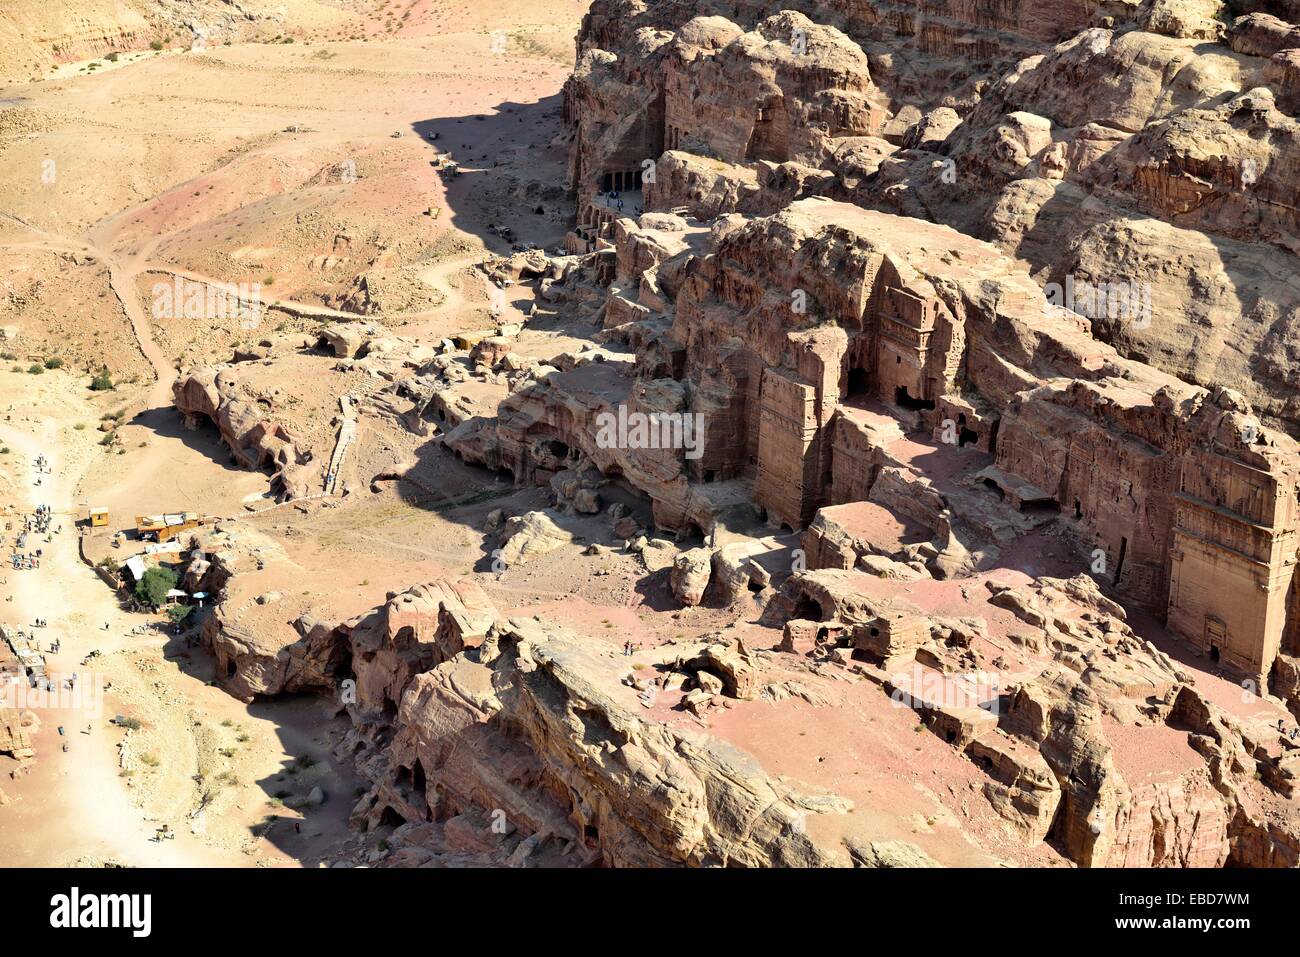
(89, 366, 114, 391)
(135, 565, 179, 609)
(150, 40, 164, 51)
(27, 364, 43, 375)
(44, 357, 63, 369)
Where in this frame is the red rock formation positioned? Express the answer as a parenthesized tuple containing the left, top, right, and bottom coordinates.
(174, 367, 314, 499)
(193, 0, 1300, 869)
(0, 707, 35, 760)
(327, 585, 855, 866)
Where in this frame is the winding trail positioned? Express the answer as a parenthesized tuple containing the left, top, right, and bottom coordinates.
(0, 218, 499, 406)
(0, 212, 174, 411)
(107, 259, 174, 410)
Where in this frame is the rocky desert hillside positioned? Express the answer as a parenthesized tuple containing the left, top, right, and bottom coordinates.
(3, 0, 1300, 873)
(0, 0, 333, 82)
(181, 0, 1300, 868)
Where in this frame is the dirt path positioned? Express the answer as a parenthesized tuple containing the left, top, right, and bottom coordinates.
(0, 374, 361, 866)
(0, 12, 583, 868)
(0, 415, 225, 865)
(0, 215, 173, 409)
(418, 249, 486, 317)
(106, 261, 174, 410)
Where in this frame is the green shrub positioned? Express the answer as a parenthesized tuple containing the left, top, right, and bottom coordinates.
(135, 565, 179, 609)
(89, 366, 114, 391)
(166, 604, 192, 624)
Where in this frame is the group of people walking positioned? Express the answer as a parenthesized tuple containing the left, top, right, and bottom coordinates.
(12, 504, 56, 570)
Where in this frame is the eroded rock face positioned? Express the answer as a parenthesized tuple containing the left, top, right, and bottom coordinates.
(573, 5, 1300, 436)
(769, 567, 1300, 867)
(866, 33, 1300, 432)
(565, 0, 1126, 199)
(0, 707, 35, 760)
(190, 0, 1300, 869)
(659, 13, 887, 169)
(192, 524, 348, 702)
(670, 546, 713, 605)
(495, 511, 574, 568)
(174, 366, 314, 499)
(203, 611, 343, 703)
(451, 183, 1300, 707)
(384, 617, 848, 866)
(317, 322, 387, 359)
(325, 587, 853, 867)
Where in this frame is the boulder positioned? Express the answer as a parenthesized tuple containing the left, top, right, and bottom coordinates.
(670, 547, 713, 606)
(497, 512, 573, 567)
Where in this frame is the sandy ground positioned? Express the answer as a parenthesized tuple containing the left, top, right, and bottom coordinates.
(0, 370, 364, 865)
(0, 2, 586, 867)
(0, 3, 582, 373)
